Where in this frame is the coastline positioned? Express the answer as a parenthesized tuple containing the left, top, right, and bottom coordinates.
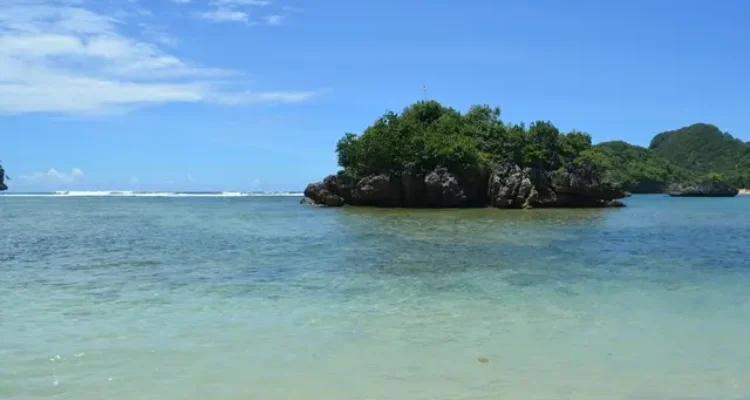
(739, 189, 750, 195)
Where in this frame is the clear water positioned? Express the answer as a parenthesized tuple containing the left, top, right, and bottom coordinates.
(1, 195, 749, 400)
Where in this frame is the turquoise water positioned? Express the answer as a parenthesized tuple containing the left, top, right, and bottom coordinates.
(2, 195, 750, 399)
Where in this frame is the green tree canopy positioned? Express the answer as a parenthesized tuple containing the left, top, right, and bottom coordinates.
(649, 123, 750, 187)
(333, 102, 749, 191)
(595, 141, 693, 192)
(335, 101, 607, 179)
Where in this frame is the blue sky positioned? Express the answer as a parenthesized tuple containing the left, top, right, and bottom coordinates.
(1, 0, 749, 191)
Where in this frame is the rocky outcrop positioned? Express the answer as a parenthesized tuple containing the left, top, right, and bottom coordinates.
(546, 163, 628, 207)
(0, 167, 6, 191)
(486, 163, 626, 208)
(303, 164, 629, 208)
(488, 164, 532, 208)
(324, 172, 356, 201)
(352, 174, 401, 206)
(667, 182, 739, 197)
(424, 168, 467, 207)
(303, 182, 344, 207)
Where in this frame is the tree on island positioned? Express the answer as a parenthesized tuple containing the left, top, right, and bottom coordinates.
(306, 101, 626, 208)
(335, 100, 612, 181)
(306, 101, 748, 207)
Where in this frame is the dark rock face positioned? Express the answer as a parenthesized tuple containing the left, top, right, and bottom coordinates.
(486, 163, 627, 208)
(400, 164, 425, 206)
(606, 200, 626, 207)
(324, 172, 356, 202)
(488, 164, 536, 208)
(303, 164, 629, 208)
(667, 182, 739, 197)
(0, 167, 6, 191)
(352, 174, 401, 206)
(546, 164, 627, 207)
(303, 181, 345, 207)
(424, 168, 466, 207)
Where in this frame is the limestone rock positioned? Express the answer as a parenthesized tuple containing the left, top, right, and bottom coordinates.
(352, 174, 402, 206)
(667, 182, 739, 197)
(424, 168, 466, 207)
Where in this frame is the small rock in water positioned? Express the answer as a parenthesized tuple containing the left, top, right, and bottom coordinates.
(477, 357, 490, 364)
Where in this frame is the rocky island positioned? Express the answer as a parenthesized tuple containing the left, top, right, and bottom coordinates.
(0, 164, 7, 191)
(305, 101, 628, 208)
(595, 123, 750, 193)
(667, 174, 739, 197)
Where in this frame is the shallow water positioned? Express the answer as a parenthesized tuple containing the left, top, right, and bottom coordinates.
(1, 195, 749, 399)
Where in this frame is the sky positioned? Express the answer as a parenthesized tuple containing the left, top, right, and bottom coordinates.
(1, 0, 749, 192)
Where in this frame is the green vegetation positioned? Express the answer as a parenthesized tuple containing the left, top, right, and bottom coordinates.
(336, 100, 609, 178)
(595, 141, 693, 193)
(650, 123, 750, 188)
(701, 172, 726, 184)
(335, 101, 749, 192)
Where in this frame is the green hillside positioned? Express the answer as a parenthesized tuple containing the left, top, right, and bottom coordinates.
(649, 123, 750, 187)
(596, 141, 693, 193)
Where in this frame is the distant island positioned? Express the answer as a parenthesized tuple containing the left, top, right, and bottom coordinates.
(598, 123, 750, 193)
(667, 173, 739, 198)
(0, 163, 7, 191)
(304, 101, 747, 208)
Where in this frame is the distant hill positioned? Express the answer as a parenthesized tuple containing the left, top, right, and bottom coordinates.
(649, 123, 750, 187)
(596, 141, 693, 193)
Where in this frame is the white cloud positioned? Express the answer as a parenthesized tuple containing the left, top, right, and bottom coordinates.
(170, 0, 191, 3)
(206, 90, 320, 105)
(0, 0, 319, 114)
(198, 0, 275, 25)
(262, 14, 282, 25)
(129, 176, 139, 184)
(21, 168, 84, 183)
(196, 8, 248, 22)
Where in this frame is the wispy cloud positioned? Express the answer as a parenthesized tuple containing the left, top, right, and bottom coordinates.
(262, 14, 282, 26)
(129, 176, 139, 185)
(21, 168, 85, 183)
(0, 0, 319, 114)
(187, 174, 195, 182)
(196, 8, 248, 22)
(170, 0, 191, 4)
(212, 0, 270, 6)
(193, 0, 296, 25)
(207, 90, 320, 105)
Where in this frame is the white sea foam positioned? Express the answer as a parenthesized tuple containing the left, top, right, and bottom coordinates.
(0, 191, 303, 198)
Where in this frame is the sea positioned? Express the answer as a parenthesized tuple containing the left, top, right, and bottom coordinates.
(1, 192, 749, 400)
